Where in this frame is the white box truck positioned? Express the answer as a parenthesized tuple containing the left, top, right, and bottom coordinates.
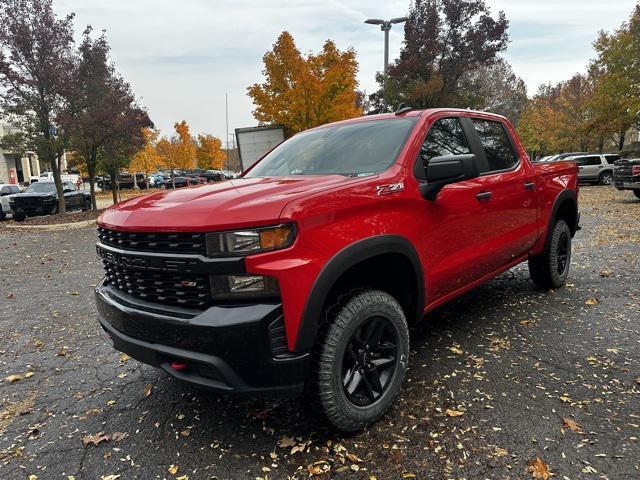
(235, 125, 285, 172)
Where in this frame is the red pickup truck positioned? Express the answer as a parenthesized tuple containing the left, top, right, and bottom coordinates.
(95, 108, 579, 431)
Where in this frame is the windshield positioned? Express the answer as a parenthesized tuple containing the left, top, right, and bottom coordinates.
(26, 182, 56, 193)
(245, 118, 418, 177)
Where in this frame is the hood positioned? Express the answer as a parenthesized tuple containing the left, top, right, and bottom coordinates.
(14, 192, 57, 200)
(98, 176, 365, 232)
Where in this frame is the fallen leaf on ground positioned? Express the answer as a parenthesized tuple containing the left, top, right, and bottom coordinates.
(445, 408, 464, 417)
(585, 298, 599, 305)
(562, 417, 583, 433)
(527, 457, 550, 479)
(82, 432, 110, 447)
(5, 374, 22, 383)
(143, 384, 152, 397)
(101, 476, 120, 480)
(168, 465, 178, 474)
(448, 345, 463, 355)
(278, 435, 296, 448)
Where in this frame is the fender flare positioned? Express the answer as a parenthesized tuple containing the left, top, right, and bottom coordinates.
(293, 235, 424, 352)
(544, 189, 578, 251)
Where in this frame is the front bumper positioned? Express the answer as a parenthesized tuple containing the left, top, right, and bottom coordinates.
(96, 282, 309, 396)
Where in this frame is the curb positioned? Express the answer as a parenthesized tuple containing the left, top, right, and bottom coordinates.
(5, 219, 97, 231)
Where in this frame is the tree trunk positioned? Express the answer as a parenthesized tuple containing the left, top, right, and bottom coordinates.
(618, 131, 626, 151)
(598, 138, 604, 153)
(110, 172, 118, 205)
(88, 162, 97, 211)
(51, 151, 66, 215)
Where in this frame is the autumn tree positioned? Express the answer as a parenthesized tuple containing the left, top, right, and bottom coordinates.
(130, 128, 162, 189)
(371, 0, 509, 112)
(156, 121, 196, 187)
(62, 26, 152, 208)
(458, 59, 528, 126)
(591, 4, 640, 150)
(247, 32, 362, 135)
(0, 0, 76, 214)
(196, 134, 225, 170)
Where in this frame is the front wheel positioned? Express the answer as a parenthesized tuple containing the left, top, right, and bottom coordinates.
(308, 289, 409, 432)
(13, 212, 26, 222)
(634, 190, 640, 199)
(599, 172, 613, 185)
(528, 219, 572, 289)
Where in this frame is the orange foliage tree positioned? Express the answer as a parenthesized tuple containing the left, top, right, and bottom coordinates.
(247, 31, 362, 135)
(156, 121, 197, 183)
(129, 128, 162, 188)
(196, 134, 225, 170)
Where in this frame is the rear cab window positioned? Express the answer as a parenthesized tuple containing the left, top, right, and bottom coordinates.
(471, 119, 519, 173)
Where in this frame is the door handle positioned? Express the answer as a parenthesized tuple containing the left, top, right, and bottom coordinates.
(524, 182, 536, 191)
(476, 191, 492, 201)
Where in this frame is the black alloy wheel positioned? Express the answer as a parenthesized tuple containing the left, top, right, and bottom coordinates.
(342, 316, 398, 407)
(556, 231, 569, 275)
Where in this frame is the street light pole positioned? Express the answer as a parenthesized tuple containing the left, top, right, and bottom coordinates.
(364, 16, 408, 78)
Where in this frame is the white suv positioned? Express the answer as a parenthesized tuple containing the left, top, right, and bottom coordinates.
(569, 154, 620, 185)
(0, 183, 22, 220)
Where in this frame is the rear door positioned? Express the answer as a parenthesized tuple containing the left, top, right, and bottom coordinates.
(576, 156, 601, 181)
(461, 116, 539, 274)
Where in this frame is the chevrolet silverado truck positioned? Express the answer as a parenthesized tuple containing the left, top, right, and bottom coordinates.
(614, 158, 640, 199)
(95, 108, 580, 431)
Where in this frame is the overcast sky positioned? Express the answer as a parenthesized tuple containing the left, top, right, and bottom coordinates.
(55, 0, 638, 144)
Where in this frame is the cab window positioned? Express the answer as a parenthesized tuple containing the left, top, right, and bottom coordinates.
(471, 120, 518, 172)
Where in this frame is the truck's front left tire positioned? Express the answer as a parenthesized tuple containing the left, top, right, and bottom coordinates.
(308, 289, 409, 432)
(528, 219, 572, 289)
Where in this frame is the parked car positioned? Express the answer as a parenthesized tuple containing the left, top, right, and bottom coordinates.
(10, 181, 90, 221)
(38, 171, 81, 185)
(156, 176, 199, 189)
(544, 152, 587, 162)
(0, 183, 22, 220)
(200, 170, 227, 182)
(613, 158, 640, 199)
(97, 173, 147, 190)
(570, 153, 620, 185)
(95, 108, 580, 432)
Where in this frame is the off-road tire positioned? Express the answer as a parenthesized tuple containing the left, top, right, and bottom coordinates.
(13, 212, 26, 222)
(528, 219, 572, 289)
(308, 289, 410, 432)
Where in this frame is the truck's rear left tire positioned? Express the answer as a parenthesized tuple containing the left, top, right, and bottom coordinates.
(308, 289, 409, 432)
(634, 190, 640, 199)
(528, 219, 572, 289)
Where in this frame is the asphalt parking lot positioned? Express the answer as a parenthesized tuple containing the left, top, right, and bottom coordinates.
(0, 186, 638, 480)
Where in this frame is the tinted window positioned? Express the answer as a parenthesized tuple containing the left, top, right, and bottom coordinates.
(10, 186, 20, 194)
(0, 187, 9, 195)
(245, 118, 418, 177)
(416, 118, 471, 177)
(472, 120, 518, 171)
(575, 156, 601, 166)
(605, 155, 620, 165)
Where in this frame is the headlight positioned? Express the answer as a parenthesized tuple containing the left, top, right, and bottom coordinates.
(206, 224, 295, 256)
(210, 274, 280, 301)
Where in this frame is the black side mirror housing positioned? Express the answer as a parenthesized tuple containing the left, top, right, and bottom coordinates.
(419, 154, 479, 200)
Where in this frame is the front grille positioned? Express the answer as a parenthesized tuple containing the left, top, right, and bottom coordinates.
(103, 260, 212, 309)
(98, 227, 206, 255)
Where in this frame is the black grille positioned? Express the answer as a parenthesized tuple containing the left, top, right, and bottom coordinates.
(98, 227, 206, 255)
(103, 261, 212, 309)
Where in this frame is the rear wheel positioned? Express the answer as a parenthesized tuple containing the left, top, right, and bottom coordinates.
(528, 219, 572, 289)
(599, 171, 613, 185)
(308, 289, 409, 432)
(634, 190, 640, 199)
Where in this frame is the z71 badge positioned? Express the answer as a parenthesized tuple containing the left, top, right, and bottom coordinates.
(376, 182, 404, 195)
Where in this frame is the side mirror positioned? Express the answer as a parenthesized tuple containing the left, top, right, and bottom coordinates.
(420, 154, 479, 201)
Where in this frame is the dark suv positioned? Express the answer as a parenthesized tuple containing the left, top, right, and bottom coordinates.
(614, 158, 640, 198)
